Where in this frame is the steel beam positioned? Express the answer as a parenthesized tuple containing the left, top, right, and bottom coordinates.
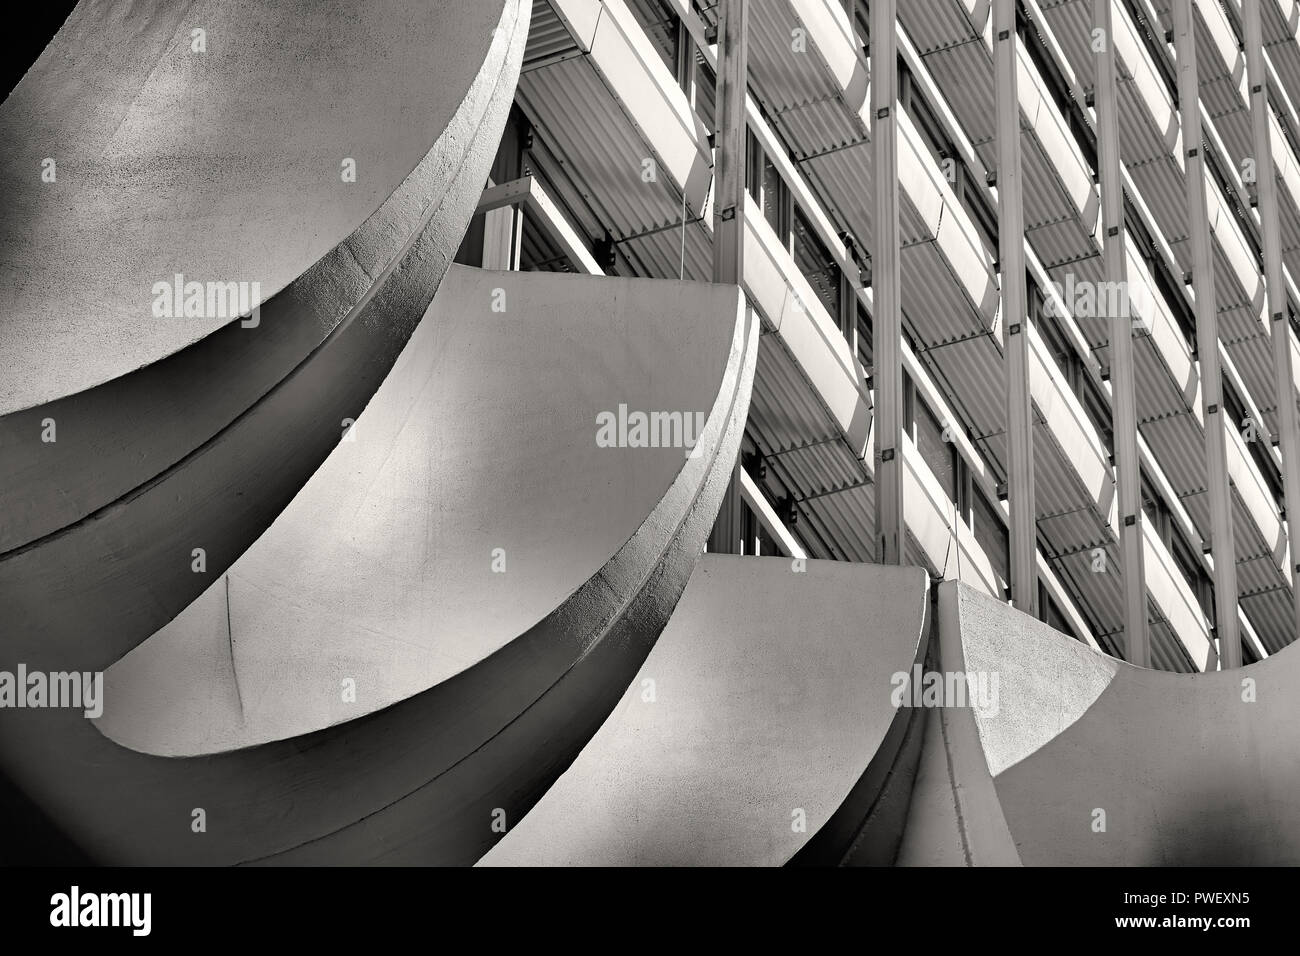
(482, 121, 524, 270)
(872, 0, 905, 565)
(1094, 0, 1149, 665)
(739, 469, 807, 560)
(1245, 0, 1300, 645)
(475, 176, 604, 276)
(481, 203, 521, 270)
(994, 0, 1038, 615)
(708, 0, 747, 554)
(1174, 0, 1239, 666)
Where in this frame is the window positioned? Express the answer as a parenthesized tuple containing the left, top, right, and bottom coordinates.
(1034, 287, 1082, 392)
(1140, 470, 1170, 544)
(972, 488, 1010, 586)
(1036, 283, 1115, 455)
(745, 130, 761, 204)
(791, 207, 841, 319)
(1039, 584, 1073, 638)
(914, 395, 957, 503)
(857, 300, 873, 369)
(745, 139, 790, 243)
(1171, 530, 1213, 621)
(1243, 637, 1260, 665)
(1223, 380, 1285, 506)
(763, 156, 786, 238)
(625, 0, 677, 74)
(696, 59, 716, 134)
(1082, 381, 1113, 451)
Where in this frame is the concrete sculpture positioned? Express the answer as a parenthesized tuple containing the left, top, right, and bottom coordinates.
(900, 582, 1300, 866)
(3, 0, 1299, 870)
(0, 0, 529, 660)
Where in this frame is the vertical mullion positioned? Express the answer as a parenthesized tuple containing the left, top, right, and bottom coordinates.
(1094, 0, 1150, 664)
(1244, 0, 1300, 645)
(872, 0, 905, 565)
(995, 0, 1038, 615)
(706, 0, 748, 555)
(1174, 0, 1238, 667)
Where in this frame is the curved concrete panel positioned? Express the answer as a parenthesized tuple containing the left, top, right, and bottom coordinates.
(100, 265, 749, 755)
(0, 266, 757, 864)
(914, 581, 1300, 865)
(480, 557, 928, 866)
(1, 0, 512, 414)
(0, 1, 529, 662)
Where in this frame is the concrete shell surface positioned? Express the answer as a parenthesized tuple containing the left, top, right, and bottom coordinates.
(0, 0, 513, 413)
(901, 582, 1300, 866)
(0, 0, 529, 665)
(5, 0, 1300, 874)
(0, 264, 757, 865)
(99, 266, 752, 756)
(481, 556, 929, 866)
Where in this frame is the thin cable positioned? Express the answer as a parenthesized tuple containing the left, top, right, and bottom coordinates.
(679, 186, 687, 280)
(953, 493, 964, 583)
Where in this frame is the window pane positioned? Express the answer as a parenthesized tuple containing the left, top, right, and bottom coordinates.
(763, 157, 782, 235)
(1083, 383, 1113, 450)
(791, 208, 840, 318)
(857, 300, 873, 367)
(746, 130, 760, 204)
(973, 490, 1010, 586)
(914, 397, 956, 503)
(625, 0, 676, 73)
(1043, 591, 1070, 636)
(696, 60, 715, 134)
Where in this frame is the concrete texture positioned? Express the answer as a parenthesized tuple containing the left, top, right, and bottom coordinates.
(0, 1, 529, 664)
(905, 581, 1300, 865)
(959, 587, 1117, 777)
(100, 266, 747, 755)
(895, 707, 978, 866)
(0, 0, 507, 413)
(480, 557, 929, 866)
(0, 266, 757, 865)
